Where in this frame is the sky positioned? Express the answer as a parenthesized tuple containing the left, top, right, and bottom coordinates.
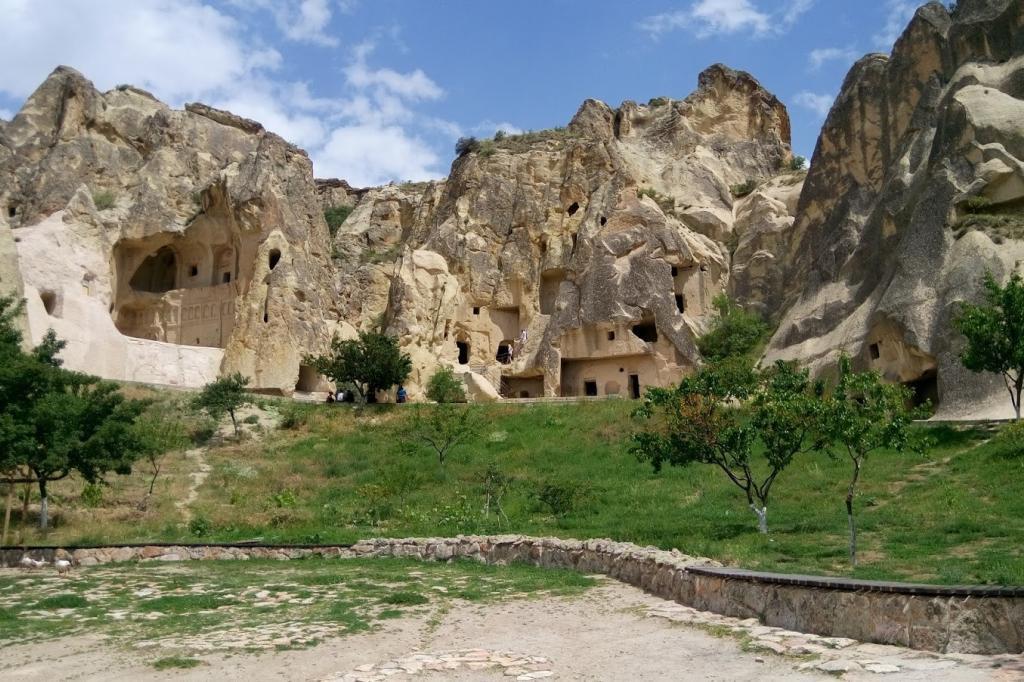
(0, 0, 929, 187)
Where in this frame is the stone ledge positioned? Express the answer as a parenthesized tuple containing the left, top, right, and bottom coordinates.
(3, 536, 1022, 655)
(687, 566, 1024, 598)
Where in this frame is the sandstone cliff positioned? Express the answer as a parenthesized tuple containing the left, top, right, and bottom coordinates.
(326, 65, 800, 399)
(766, 0, 1024, 418)
(0, 67, 340, 392)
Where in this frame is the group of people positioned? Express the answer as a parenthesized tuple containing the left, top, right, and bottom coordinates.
(499, 328, 529, 365)
(324, 385, 408, 404)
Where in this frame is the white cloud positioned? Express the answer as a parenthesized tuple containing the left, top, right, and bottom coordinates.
(473, 121, 524, 137)
(638, 0, 814, 39)
(808, 46, 860, 71)
(877, 0, 918, 50)
(793, 91, 834, 117)
(228, 0, 338, 46)
(316, 125, 440, 186)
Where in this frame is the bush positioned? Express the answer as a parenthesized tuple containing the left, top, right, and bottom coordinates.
(493, 129, 507, 141)
(188, 515, 213, 537)
(426, 366, 466, 403)
(92, 190, 116, 210)
(243, 414, 260, 425)
(963, 196, 993, 214)
(786, 156, 807, 171)
(455, 136, 479, 157)
(324, 205, 353, 236)
(647, 96, 670, 107)
(535, 481, 588, 517)
(81, 483, 104, 508)
(190, 418, 217, 445)
(696, 295, 769, 361)
(991, 421, 1024, 459)
(730, 180, 757, 198)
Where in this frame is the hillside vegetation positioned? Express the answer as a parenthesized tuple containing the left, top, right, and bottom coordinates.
(9, 398, 1024, 587)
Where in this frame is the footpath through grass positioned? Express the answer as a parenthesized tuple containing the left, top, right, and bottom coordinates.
(12, 401, 1024, 586)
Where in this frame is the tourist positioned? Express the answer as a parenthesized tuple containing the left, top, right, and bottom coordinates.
(325, 392, 335, 404)
(396, 385, 408, 404)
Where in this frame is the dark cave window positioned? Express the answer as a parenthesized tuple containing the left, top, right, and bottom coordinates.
(567, 202, 580, 216)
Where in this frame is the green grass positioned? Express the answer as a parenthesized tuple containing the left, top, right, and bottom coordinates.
(0, 557, 594, 650)
(152, 656, 203, 670)
(15, 400, 1024, 585)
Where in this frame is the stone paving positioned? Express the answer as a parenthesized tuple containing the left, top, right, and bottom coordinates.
(321, 650, 554, 682)
(645, 601, 1024, 678)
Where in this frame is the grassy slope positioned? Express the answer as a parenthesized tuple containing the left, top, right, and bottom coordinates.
(10, 401, 1024, 585)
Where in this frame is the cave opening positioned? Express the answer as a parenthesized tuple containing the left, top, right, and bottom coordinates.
(457, 340, 470, 365)
(600, 216, 607, 226)
(269, 249, 282, 270)
(295, 364, 321, 393)
(7, 205, 15, 219)
(540, 269, 565, 315)
(904, 370, 939, 410)
(567, 202, 580, 216)
(632, 321, 658, 343)
(40, 290, 58, 317)
(129, 246, 178, 293)
(675, 294, 686, 313)
(584, 380, 598, 397)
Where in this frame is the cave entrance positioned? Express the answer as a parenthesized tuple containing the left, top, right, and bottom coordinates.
(129, 246, 178, 293)
(904, 370, 938, 411)
(583, 380, 598, 397)
(631, 321, 658, 343)
(456, 340, 470, 365)
(540, 269, 565, 315)
(497, 342, 513, 364)
(295, 364, 321, 393)
(629, 374, 641, 399)
(269, 249, 282, 270)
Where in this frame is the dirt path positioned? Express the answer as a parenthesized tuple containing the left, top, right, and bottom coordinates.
(0, 579, 1009, 681)
(173, 446, 209, 524)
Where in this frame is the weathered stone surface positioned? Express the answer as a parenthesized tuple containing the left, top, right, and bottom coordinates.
(0, 66, 339, 393)
(328, 64, 797, 399)
(766, 0, 1024, 419)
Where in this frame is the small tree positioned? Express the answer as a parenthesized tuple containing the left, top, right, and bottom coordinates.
(480, 462, 511, 524)
(631, 360, 819, 533)
(133, 404, 190, 497)
(455, 136, 479, 157)
(697, 295, 769, 362)
(324, 205, 353, 237)
(821, 357, 922, 566)
(787, 155, 807, 171)
(426, 366, 466, 403)
(407, 404, 483, 465)
(192, 373, 251, 437)
(306, 331, 411, 403)
(955, 272, 1024, 419)
(0, 296, 150, 529)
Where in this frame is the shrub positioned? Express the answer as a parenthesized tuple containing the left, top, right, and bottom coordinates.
(243, 414, 260, 425)
(92, 190, 116, 210)
(696, 295, 769, 362)
(786, 156, 807, 171)
(990, 420, 1024, 458)
(190, 418, 217, 445)
(324, 205, 353, 236)
(535, 481, 588, 517)
(426, 366, 466, 403)
(963, 196, 993, 214)
(81, 482, 104, 508)
(730, 180, 757, 198)
(455, 136, 479, 157)
(188, 515, 213, 537)
(494, 129, 507, 141)
(647, 96, 670, 107)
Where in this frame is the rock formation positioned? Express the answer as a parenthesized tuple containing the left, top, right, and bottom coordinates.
(0, 67, 340, 392)
(765, 0, 1024, 418)
(327, 64, 799, 399)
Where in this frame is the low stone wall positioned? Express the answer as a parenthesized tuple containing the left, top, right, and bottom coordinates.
(4, 535, 1022, 655)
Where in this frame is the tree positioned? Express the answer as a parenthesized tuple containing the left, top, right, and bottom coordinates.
(696, 295, 769, 362)
(0, 296, 150, 529)
(192, 373, 251, 437)
(306, 331, 411, 403)
(820, 357, 922, 566)
(631, 360, 820, 533)
(406, 404, 482, 465)
(955, 272, 1024, 419)
(426, 366, 466, 403)
(455, 136, 479, 157)
(787, 155, 807, 171)
(133, 403, 189, 497)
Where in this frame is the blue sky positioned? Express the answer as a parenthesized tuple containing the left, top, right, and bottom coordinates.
(0, 1, 926, 186)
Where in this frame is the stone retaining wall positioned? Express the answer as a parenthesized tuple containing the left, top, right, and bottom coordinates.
(4, 535, 1022, 655)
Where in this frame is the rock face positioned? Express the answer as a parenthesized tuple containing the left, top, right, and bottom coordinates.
(766, 0, 1024, 418)
(0, 67, 339, 392)
(328, 64, 798, 399)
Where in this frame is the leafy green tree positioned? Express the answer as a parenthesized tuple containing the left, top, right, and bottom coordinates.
(455, 136, 479, 157)
(133, 403, 190, 497)
(821, 357, 923, 566)
(632, 360, 820, 533)
(192, 373, 251, 437)
(697, 295, 769, 362)
(787, 155, 807, 171)
(406, 404, 483, 465)
(955, 272, 1024, 419)
(306, 331, 411, 403)
(426, 366, 466, 403)
(0, 296, 149, 529)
